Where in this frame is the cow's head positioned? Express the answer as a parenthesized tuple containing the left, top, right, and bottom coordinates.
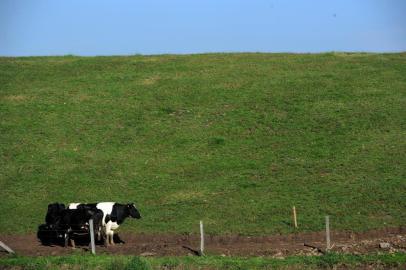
(46, 203, 66, 225)
(47, 203, 65, 212)
(127, 203, 141, 219)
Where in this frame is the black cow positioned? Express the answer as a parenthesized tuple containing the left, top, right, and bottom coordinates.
(56, 208, 95, 248)
(37, 203, 66, 246)
(38, 203, 104, 248)
(67, 203, 104, 241)
(45, 203, 66, 227)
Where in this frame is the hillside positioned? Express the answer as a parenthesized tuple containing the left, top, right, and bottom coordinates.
(0, 53, 405, 235)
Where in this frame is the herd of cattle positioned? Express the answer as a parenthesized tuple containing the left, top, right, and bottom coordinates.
(37, 202, 141, 248)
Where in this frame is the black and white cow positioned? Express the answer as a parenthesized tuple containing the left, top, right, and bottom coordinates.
(68, 202, 141, 245)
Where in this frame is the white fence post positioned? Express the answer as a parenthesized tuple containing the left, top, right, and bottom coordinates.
(0, 241, 15, 254)
(89, 219, 96, 255)
(200, 220, 205, 256)
(325, 216, 331, 251)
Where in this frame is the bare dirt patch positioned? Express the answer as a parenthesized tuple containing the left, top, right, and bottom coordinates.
(0, 227, 405, 257)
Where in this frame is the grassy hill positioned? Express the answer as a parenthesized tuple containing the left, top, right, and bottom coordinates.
(0, 53, 405, 235)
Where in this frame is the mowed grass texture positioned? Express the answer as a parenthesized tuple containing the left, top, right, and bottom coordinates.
(0, 53, 405, 234)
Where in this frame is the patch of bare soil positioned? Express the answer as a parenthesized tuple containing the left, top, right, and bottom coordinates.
(0, 227, 405, 257)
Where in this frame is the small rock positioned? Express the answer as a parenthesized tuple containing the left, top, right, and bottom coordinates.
(348, 233, 355, 239)
(379, 242, 391, 249)
(273, 251, 284, 258)
(140, 252, 156, 257)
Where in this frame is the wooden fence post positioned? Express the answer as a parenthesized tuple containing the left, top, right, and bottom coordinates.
(89, 219, 96, 255)
(325, 216, 331, 251)
(200, 220, 205, 256)
(0, 241, 15, 254)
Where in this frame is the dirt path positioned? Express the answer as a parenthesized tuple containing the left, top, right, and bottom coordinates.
(1, 227, 405, 257)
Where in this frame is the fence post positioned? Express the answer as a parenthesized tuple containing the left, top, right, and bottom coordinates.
(89, 219, 96, 255)
(0, 241, 15, 254)
(200, 220, 205, 256)
(293, 206, 298, 228)
(325, 216, 331, 251)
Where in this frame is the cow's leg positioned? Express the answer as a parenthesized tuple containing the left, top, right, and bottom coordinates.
(110, 231, 115, 245)
(98, 225, 104, 243)
(104, 224, 112, 246)
(64, 233, 69, 247)
(70, 238, 76, 249)
(104, 229, 109, 246)
(68, 229, 76, 249)
(97, 226, 102, 242)
(101, 227, 107, 245)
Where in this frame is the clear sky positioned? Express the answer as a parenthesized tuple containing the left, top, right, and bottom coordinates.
(1, 0, 405, 56)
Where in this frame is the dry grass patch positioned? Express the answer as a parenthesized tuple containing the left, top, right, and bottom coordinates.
(73, 93, 92, 103)
(166, 190, 206, 203)
(141, 75, 161, 85)
(2, 95, 29, 102)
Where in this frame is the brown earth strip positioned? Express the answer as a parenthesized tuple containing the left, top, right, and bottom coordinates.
(0, 226, 405, 257)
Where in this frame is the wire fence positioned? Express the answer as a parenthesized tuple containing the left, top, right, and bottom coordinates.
(38, 223, 102, 234)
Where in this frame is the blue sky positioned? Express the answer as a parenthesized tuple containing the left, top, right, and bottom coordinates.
(1, 0, 405, 56)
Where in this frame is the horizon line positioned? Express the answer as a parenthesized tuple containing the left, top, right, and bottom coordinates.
(1, 50, 405, 58)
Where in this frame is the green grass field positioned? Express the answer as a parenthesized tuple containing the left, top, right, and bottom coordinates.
(0, 53, 405, 235)
(1, 253, 405, 270)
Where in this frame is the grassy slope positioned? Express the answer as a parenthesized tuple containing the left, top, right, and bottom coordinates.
(1, 253, 405, 270)
(0, 53, 405, 234)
